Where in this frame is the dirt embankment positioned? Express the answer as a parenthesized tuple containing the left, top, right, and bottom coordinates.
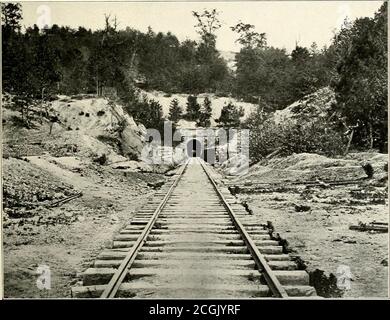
(226, 152, 388, 298)
(2, 154, 169, 298)
(2, 94, 146, 161)
(2, 94, 172, 298)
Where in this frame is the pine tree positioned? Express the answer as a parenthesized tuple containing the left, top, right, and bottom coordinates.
(168, 98, 183, 123)
(216, 102, 244, 128)
(145, 99, 165, 134)
(1, 3, 22, 33)
(197, 97, 212, 127)
(185, 95, 201, 121)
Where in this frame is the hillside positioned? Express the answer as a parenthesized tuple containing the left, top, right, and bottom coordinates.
(273, 87, 336, 125)
(2, 95, 171, 298)
(219, 50, 237, 71)
(140, 90, 256, 126)
(2, 95, 146, 162)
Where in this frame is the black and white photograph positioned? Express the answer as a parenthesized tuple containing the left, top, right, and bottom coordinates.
(0, 0, 388, 301)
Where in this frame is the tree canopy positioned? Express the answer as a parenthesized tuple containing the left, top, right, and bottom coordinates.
(2, 2, 387, 150)
(331, 2, 387, 150)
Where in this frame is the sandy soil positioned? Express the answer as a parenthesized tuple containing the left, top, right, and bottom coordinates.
(226, 153, 389, 298)
(1, 95, 170, 299)
(2, 96, 388, 299)
(3, 156, 166, 298)
(240, 191, 388, 298)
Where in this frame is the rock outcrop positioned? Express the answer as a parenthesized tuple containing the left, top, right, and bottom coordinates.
(51, 96, 146, 160)
(273, 87, 336, 125)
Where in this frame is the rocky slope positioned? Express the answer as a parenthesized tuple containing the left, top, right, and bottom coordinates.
(51, 95, 146, 159)
(273, 87, 336, 125)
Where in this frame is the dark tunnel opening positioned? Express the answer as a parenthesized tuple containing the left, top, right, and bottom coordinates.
(187, 139, 202, 158)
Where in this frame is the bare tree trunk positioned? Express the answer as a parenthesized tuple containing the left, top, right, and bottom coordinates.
(368, 122, 374, 149)
(113, 15, 118, 31)
(25, 107, 30, 127)
(104, 13, 111, 32)
(40, 87, 46, 124)
(345, 129, 354, 155)
(130, 51, 137, 71)
(227, 128, 230, 160)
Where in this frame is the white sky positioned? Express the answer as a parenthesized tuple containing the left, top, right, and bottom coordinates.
(20, 1, 383, 53)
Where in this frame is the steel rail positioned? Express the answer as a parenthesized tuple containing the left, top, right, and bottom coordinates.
(100, 159, 189, 298)
(199, 159, 288, 298)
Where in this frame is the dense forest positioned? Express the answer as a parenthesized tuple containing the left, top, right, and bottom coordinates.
(1, 2, 388, 152)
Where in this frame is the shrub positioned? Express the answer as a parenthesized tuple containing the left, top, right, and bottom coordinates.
(97, 110, 105, 116)
(97, 135, 122, 154)
(185, 95, 201, 122)
(130, 153, 139, 161)
(93, 154, 107, 165)
(10, 115, 30, 128)
(216, 102, 244, 127)
(362, 163, 374, 178)
(247, 117, 346, 162)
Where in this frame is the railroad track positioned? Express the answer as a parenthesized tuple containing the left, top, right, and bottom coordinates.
(72, 158, 317, 298)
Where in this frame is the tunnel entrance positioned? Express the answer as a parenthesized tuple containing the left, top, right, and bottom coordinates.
(187, 139, 202, 158)
(185, 138, 215, 163)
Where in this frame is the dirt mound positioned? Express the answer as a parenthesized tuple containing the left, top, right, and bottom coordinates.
(219, 154, 249, 176)
(267, 153, 356, 170)
(273, 87, 335, 125)
(2, 158, 79, 218)
(241, 152, 387, 183)
(52, 96, 116, 134)
(3, 95, 146, 160)
(111, 160, 153, 172)
(28, 130, 126, 164)
(52, 96, 146, 158)
(345, 152, 388, 164)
